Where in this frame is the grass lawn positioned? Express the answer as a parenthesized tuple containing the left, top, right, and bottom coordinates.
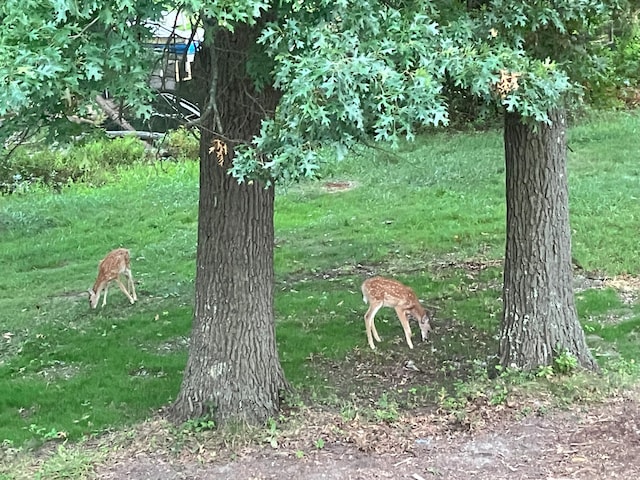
(0, 110, 639, 451)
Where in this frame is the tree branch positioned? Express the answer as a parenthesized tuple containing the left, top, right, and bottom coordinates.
(94, 95, 137, 132)
(69, 16, 100, 40)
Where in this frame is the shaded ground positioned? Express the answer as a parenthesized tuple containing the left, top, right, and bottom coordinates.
(93, 390, 640, 479)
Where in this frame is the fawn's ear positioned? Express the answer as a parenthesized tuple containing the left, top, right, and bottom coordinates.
(87, 289, 94, 296)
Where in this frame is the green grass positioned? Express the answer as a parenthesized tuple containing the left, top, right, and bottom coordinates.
(569, 111, 640, 273)
(274, 131, 506, 273)
(0, 162, 198, 447)
(1, 110, 640, 449)
(577, 287, 640, 360)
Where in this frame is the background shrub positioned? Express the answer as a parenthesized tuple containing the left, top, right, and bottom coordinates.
(587, 21, 640, 107)
(162, 127, 200, 161)
(0, 136, 148, 194)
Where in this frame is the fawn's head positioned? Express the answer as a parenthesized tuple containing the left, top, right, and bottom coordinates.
(87, 289, 99, 309)
(412, 309, 432, 342)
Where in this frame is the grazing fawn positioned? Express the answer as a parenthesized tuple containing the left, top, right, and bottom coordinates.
(361, 276, 432, 350)
(88, 248, 137, 308)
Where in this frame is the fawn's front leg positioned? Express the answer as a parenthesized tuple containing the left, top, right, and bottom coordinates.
(394, 306, 414, 349)
(364, 303, 383, 349)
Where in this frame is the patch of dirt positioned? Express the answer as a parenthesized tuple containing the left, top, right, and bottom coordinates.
(279, 256, 502, 288)
(86, 390, 640, 479)
(575, 272, 640, 307)
(156, 336, 190, 355)
(431, 259, 503, 272)
(35, 362, 83, 380)
(308, 318, 498, 407)
(602, 275, 640, 304)
(323, 181, 358, 193)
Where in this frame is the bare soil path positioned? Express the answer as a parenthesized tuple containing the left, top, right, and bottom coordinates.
(94, 390, 640, 480)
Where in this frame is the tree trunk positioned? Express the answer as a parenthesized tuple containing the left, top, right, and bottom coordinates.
(500, 109, 598, 371)
(169, 21, 287, 426)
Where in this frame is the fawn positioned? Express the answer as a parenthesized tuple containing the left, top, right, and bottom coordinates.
(88, 248, 137, 308)
(361, 276, 432, 349)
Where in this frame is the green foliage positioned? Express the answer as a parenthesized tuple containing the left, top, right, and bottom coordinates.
(479, 1, 640, 109)
(33, 444, 98, 480)
(181, 416, 216, 434)
(603, 358, 640, 385)
(198, 0, 270, 30)
(0, 0, 164, 145)
(237, 3, 471, 181)
(479, 0, 612, 74)
(536, 364, 555, 379)
(374, 393, 400, 422)
(162, 127, 200, 161)
(26, 425, 66, 442)
(612, 27, 640, 82)
(263, 417, 281, 448)
(227, 0, 625, 182)
(0, 136, 147, 194)
(553, 350, 579, 374)
(480, 0, 611, 50)
(1, 0, 636, 187)
(588, 19, 640, 106)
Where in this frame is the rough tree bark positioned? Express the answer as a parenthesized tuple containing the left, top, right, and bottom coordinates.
(169, 21, 288, 426)
(500, 109, 598, 371)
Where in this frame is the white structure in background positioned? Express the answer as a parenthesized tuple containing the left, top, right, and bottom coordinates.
(146, 11, 204, 91)
(103, 11, 202, 136)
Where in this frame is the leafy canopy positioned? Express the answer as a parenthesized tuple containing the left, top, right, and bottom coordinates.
(0, 0, 166, 142)
(232, 0, 613, 183)
(0, 0, 269, 145)
(0, 0, 622, 182)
